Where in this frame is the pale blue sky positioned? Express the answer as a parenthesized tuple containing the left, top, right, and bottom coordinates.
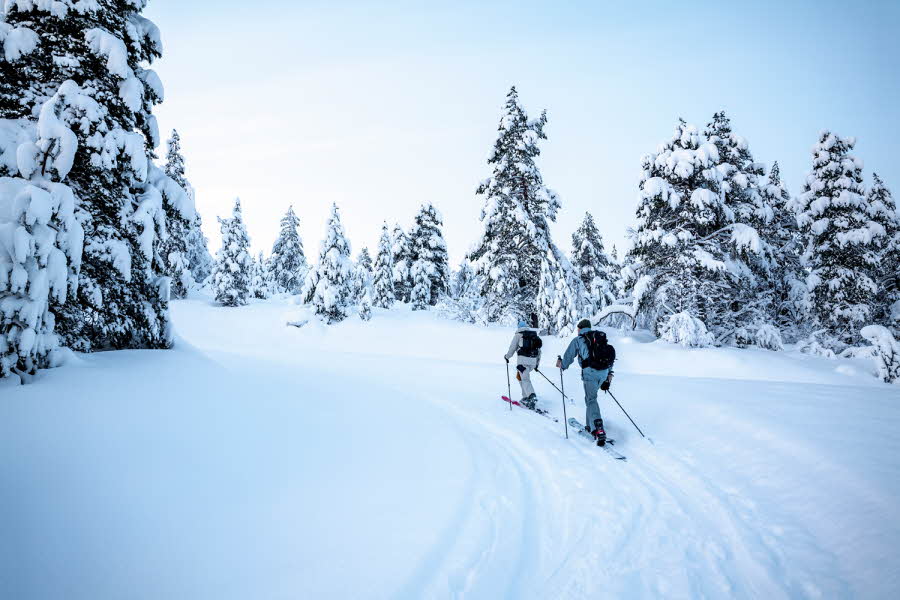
(145, 0, 900, 263)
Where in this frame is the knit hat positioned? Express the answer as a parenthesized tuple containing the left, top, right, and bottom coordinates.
(577, 319, 591, 330)
(518, 320, 528, 328)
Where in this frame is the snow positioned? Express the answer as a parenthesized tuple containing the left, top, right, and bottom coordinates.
(2, 298, 898, 598)
(0, 21, 38, 62)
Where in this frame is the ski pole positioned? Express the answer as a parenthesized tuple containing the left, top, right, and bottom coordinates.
(535, 369, 576, 403)
(505, 361, 512, 411)
(606, 390, 647, 439)
(558, 357, 568, 439)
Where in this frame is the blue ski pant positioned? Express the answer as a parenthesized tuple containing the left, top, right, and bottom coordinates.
(581, 367, 609, 430)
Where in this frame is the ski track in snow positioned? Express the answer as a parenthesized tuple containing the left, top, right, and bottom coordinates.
(2, 298, 898, 599)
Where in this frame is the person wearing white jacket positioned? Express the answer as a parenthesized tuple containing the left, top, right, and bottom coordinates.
(504, 320, 542, 408)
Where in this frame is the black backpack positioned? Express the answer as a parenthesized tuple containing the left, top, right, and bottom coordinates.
(581, 330, 615, 370)
(518, 330, 542, 358)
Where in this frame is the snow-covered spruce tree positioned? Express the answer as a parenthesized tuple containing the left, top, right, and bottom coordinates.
(250, 252, 270, 299)
(213, 199, 252, 307)
(165, 129, 212, 286)
(410, 258, 430, 311)
(391, 223, 412, 303)
(0, 175, 84, 380)
(627, 119, 731, 340)
(703, 112, 778, 345)
(469, 86, 560, 322)
(452, 260, 476, 300)
(372, 223, 395, 308)
(160, 130, 194, 298)
(867, 174, 900, 330)
(571, 211, 616, 313)
(795, 132, 882, 349)
(1, 1, 190, 352)
(758, 162, 806, 338)
(352, 246, 373, 303)
(302, 203, 354, 323)
(359, 286, 373, 321)
(536, 245, 583, 336)
(408, 202, 450, 306)
(861, 325, 900, 384)
(269, 205, 307, 294)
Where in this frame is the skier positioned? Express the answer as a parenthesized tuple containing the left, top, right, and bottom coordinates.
(504, 319, 543, 409)
(556, 319, 615, 445)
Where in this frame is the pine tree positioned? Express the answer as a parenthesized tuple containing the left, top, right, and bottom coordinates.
(372, 224, 395, 309)
(359, 286, 373, 321)
(159, 136, 193, 299)
(302, 204, 354, 323)
(571, 212, 616, 314)
(452, 260, 476, 300)
(269, 205, 307, 294)
(536, 246, 583, 336)
(627, 119, 730, 339)
(250, 252, 270, 299)
(0, 179, 83, 380)
(868, 174, 900, 330)
(469, 86, 560, 322)
(795, 132, 882, 349)
(213, 199, 252, 307)
(2, 2, 187, 352)
(357, 247, 373, 274)
(408, 202, 450, 306)
(410, 258, 430, 311)
(704, 112, 777, 343)
(165, 129, 212, 286)
(391, 224, 412, 302)
(759, 162, 806, 336)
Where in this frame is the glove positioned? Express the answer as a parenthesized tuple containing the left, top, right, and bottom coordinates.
(555, 357, 563, 369)
(516, 364, 526, 373)
(505, 356, 509, 364)
(601, 371, 613, 391)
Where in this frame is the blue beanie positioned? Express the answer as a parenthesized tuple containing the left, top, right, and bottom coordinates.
(517, 320, 528, 328)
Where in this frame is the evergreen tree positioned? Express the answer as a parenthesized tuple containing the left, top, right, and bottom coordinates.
(571, 212, 616, 313)
(269, 205, 307, 294)
(868, 174, 900, 330)
(2, 1, 187, 352)
(759, 162, 806, 336)
(391, 224, 412, 302)
(165, 129, 212, 286)
(0, 178, 83, 380)
(250, 252, 270, 299)
(536, 246, 583, 336)
(408, 202, 450, 306)
(469, 86, 560, 322)
(302, 204, 354, 323)
(627, 119, 730, 338)
(452, 260, 476, 300)
(357, 247, 373, 274)
(795, 132, 882, 349)
(410, 258, 430, 311)
(213, 199, 252, 307)
(372, 224, 395, 309)
(359, 286, 373, 321)
(704, 112, 777, 343)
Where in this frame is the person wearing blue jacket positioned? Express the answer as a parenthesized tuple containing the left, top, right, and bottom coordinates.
(556, 319, 615, 445)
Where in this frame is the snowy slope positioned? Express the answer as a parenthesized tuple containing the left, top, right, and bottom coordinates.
(2, 297, 899, 599)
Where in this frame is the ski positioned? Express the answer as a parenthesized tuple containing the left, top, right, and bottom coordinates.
(502, 396, 559, 422)
(567, 418, 626, 460)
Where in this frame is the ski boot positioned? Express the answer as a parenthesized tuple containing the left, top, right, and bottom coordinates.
(522, 393, 537, 410)
(592, 418, 606, 447)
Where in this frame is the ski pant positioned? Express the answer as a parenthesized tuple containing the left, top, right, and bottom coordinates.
(516, 356, 538, 400)
(581, 367, 609, 430)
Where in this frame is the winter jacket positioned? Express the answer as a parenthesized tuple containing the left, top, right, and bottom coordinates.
(505, 327, 542, 369)
(561, 327, 616, 371)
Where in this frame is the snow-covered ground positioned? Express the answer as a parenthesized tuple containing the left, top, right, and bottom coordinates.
(2, 297, 899, 599)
